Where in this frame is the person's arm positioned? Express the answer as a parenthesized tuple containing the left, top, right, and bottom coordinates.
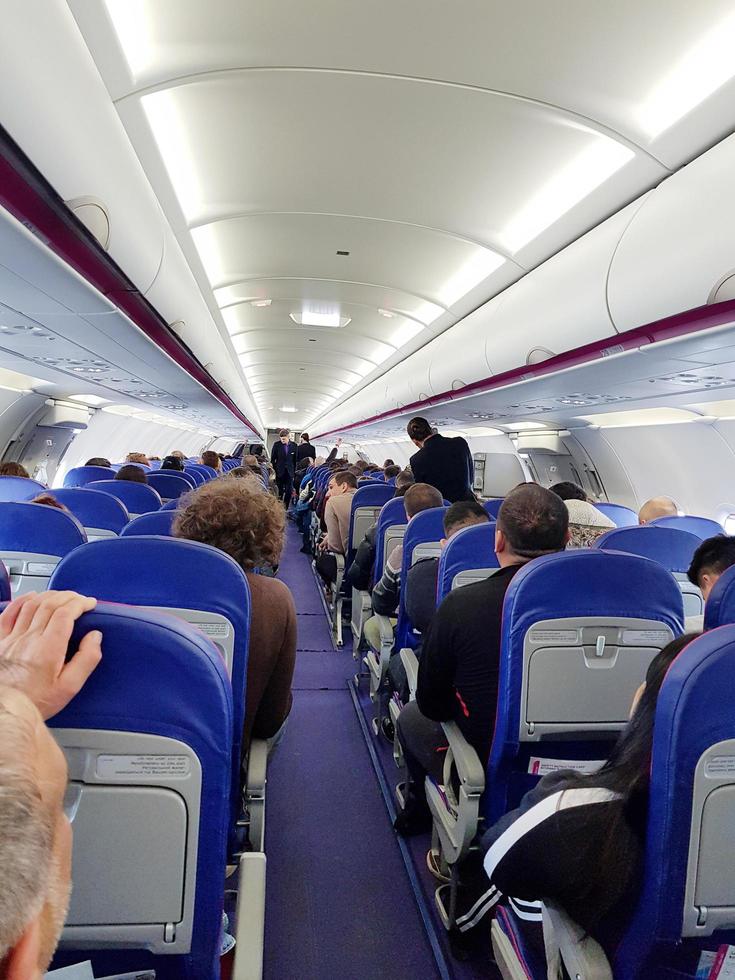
(371, 545, 402, 616)
(325, 437, 342, 464)
(409, 449, 426, 484)
(270, 443, 278, 467)
(251, 586, 297, 739)
(415, 594, 460, 721)
(0, 591, 102, 719)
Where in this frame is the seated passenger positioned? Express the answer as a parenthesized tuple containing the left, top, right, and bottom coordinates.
(115, 463, 148, 484)
(550, 482, 615, 547)
(84, 457, 110, 468)
(383, 464, 401, 484)
(125, 452, 149, 466)
(315, 471, 358, 581)
(383, 458, 395, 468)
(200, 450, 222, 473)
(173, 479, 296, 749)
(0, 592, 102, 979)
(639, 495, 678, 524)
(170, 450, 186, 461)
(686, 535, 735, 630)
(161, 454, 184, 471)
(394, 469, 414, 497)
(447, 633, 697, 947)
(250, 445, 271, 488)
(31, 493, 69, 512)
(0, 461, 29, 478)
(394, 484, 570, 834)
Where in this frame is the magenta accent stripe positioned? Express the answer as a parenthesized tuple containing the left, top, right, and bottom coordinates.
(314, 294, 735, 439)
(0, 125, 261, 436)
(496, 905, 534, 977)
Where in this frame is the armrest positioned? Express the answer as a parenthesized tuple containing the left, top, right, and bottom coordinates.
(441, 721, 485, 795)
(231, 851, 266, 980)
(400, 647, 419, 699)
(245, 739, 268, 798)
(544, 903, 613, 980)
(373, 614, 396, 664)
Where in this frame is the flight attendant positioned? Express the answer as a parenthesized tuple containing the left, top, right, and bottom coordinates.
(271, 428, 298, 506)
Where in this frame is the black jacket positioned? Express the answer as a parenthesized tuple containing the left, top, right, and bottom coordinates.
(409, 433, 475, 503)
(345, 524, 377, 591)
(271, 440, 297, 477)
(296, 441, 316, 465)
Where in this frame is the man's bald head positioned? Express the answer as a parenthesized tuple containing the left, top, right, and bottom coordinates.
(0, 687, 71, 978)
(639, 496, 678, 525)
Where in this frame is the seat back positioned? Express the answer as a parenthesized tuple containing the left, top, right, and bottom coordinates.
(0, 501, 86, 594)
(703, 564, 735, 630)
(614, 627, 735, 976)
(159, 468, 197, 489)
(650, 514, 725, 539)
(0, 562, 10, 601)
(183, 466, 205, 486)
(49, 537, 250, 835)
(121, 511, 177, 537)
(185, 463, 215, 482)
(593, 502, 638, 526)
(87, 480, 162, 518)
(348, 484, 394, 558)
(48, 488, 129, 539)
(63, 465, 114, 488)
(0, 474, 46, 500)
(160, 498, 181, 511)
(486, 550, 684, 824)
(395, 507, 447, 650)
(373, 498, 407, 578)
(49, 603, 231, 980)
(595, 525, 703, 617)
(483, 498, 504, 520)
(148, 472, 195, 501)
(437, 523, 499, 601)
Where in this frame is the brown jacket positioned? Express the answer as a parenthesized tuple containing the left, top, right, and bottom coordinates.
(243, 573, 297, 749)
(324, 488, 356, 554)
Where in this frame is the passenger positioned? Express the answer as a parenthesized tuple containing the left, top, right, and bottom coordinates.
(314, 471, 358, 587)
(170, 450, 186, 461)
(241, 454, 267, 485)
(394, 484, 570, 834)
(270, 429, 297, 506)
(31, 494, 69, 512)
(295, 431, 316, 467)
(124, 452, 149, 466)
(173, 479, 296, 750)
(384, 464, 401, 484)
(383, 458, 395, 468)
(364, 484, 444, 651)
(84, 457, 110, 468)
(250, 445, 271, 488)
(550, 483, 615, 547)
(0, 461, 29, 478)
(394, 469, 415, 497)
(406, 416, 475, 503)
(0, 590, 102, 978)
(229, 465, 262, 483)
(200, 450, 222, 473)
(148, 456, 161, 463)
(161, 454, 184, 471)
(448, 633, 698, 947)
(115, 464, 148, 484)
(639, 496, 679, 524)
(687, 535, 735, 620)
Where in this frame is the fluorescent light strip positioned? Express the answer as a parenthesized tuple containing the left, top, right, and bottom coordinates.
(104, 0, 154, 79)
(438, 248, 505, 307)
(143, 90, 207, 221)
(500, 137, 634, 253)
(638, 13, 735, 137)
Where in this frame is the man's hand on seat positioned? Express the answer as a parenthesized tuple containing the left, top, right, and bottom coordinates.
(0, 591, 103, 719)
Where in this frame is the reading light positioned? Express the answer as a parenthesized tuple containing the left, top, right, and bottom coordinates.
(500, 137, 634, 253)
(290, 311, 351, 328)
(638, 13, 735, 137)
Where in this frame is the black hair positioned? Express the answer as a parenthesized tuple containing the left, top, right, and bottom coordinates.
(115, 464, 148, 484)
(384, 464, 401, 479)
(444, 499, 489, 535)
(687, 534, 735, 586)
(497, 484, 569, 558)
(301, 432, 310, 442)
(161, 455, 184, 471)
(406, 416, 433, 442)
(85, 457, 110, 467)
(549, 481, 588, 502)
(383, 458, 395, 468)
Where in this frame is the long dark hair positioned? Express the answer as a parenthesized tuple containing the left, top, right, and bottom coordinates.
(557, 632, 699, 927)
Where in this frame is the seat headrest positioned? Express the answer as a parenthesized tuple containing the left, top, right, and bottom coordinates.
(87, 480, 162, 512)
(437, 522, 499, 600)
(47, 487, 129, 532)
(703, 564, 735, 630)
(120, 511, 176, 536)
(351, 484, 394, 508)
(0, 475, 47, 501)
(595, 525, 701, 573)
(0, 501, 86, 553)
(62, 465, 114, 488)
(649, 515, 725, 539)
(403, 507, 447, 560)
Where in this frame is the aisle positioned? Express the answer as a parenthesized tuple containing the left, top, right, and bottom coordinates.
(263, 523, 444, 980)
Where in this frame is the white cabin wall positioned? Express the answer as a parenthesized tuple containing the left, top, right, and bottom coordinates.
(55, 411, 210, 485)
(573, 421, 735, 520)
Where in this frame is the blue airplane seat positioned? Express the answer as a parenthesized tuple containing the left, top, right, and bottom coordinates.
(0, 474, 46, 501)
(0, 501, 86, 594)
(0, 561, 10, 601)
(47, 603, 232, 980)
(703, 563, 735, 630)
(593, 502, 638, 526)
(63, 465, 114, 488)
(117, 461, 151, 472)
(86, 479, 162, 517)
(158, 467, 197, 488)
(49, 536, 250, 844)
(437, 522, 499, 601)
(47, 487, 129, 538)
(650, 514, 725, 539)
(183, 466, 205, 486)
(347, 483, 395, 561)
(147, 472, 194, 501)
(121, 510, 177, 536)
(483, 498, 504, 519)
(160, 498, 181, 511)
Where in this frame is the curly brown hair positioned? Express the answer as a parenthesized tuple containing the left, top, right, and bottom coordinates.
(172, 478, 285, 571)
(0, 461, 29, 478)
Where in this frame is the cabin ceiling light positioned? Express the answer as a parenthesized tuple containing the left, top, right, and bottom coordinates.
(437, 248, 505, 307)
(104, 0, 153, 78)
(280, 405, 297, 413)
(250, 299, 272, 308)
(500, 137, 634, 253)
(142, 90, 205, 220)
(378, 309, 395, 318)
(638, 13, 735, 137)
(500, 421, 547, 431)
(290, 310, 351, 328)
